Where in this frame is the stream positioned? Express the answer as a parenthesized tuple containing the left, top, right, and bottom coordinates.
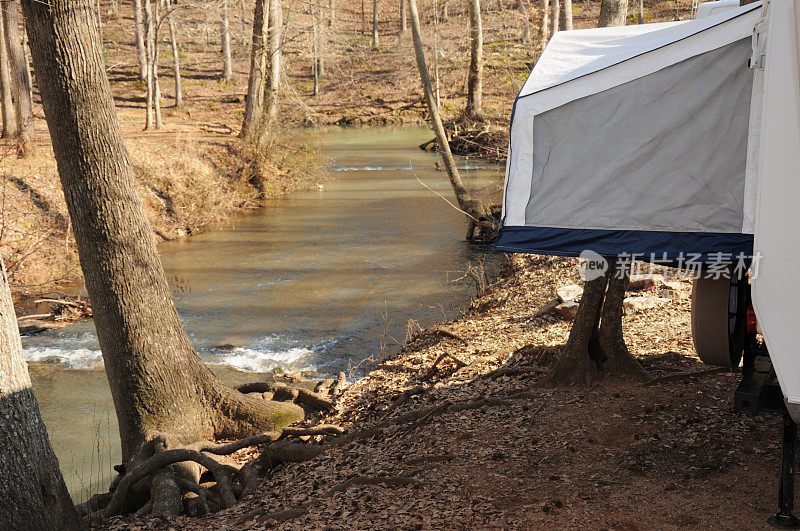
(23, 126, 503, 499)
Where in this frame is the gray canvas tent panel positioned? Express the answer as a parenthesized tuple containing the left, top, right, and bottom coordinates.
(497, 4, 761, 259)
(526, 39, 753, 233)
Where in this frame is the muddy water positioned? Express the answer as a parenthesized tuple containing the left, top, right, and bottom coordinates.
(24, 126, 503, 499)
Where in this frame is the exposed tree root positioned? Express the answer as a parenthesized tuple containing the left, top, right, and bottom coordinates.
(423, 352, 468, 380)
(235, 381, 335, 411)
(85, 389, 526, 523)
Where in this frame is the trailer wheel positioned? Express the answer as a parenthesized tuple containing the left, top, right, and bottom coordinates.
(691, 274, 747, 368)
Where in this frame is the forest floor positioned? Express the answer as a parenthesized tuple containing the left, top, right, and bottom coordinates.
(104, 255, 784, 530)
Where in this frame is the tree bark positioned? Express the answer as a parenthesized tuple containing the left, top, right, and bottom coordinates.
(464, 0, 484, 121)
(560, 0, 572, 30)
(0, 256, 81, 530)
(134, 0, 147, 81)
(598, 0, 627, 27)
(165, 0, 182, 109)
(221, 0, 233, 81)
(408, 0, 493, 240)
(0, 7, 16, 138)
(3, 0, 34, 157)
(372, 0, 379, 47)
(240, 0, 268, 143)
(22, 0, 303, 471)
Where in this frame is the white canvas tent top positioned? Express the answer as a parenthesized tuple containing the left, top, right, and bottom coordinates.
(496, 2, 763, 260)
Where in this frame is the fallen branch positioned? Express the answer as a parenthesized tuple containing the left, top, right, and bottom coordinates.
(422, 352, 468, 381)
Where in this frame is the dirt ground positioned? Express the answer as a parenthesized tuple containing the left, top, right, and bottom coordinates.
(100, 256, 786, 530)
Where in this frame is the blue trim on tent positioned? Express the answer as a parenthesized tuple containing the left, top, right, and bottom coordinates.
(494, 226, 754, 261)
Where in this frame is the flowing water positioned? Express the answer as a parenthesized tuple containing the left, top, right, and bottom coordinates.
(23, 126, 503, 498)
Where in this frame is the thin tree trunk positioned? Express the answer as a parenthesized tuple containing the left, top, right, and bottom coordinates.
(550, 0, 559, 35)
(399, 0, 407, 34)
(21, 23, 32, 106)
(23, 0, 303, 472)
(598, 0, 627, 27)
(0, 7, 15, 138)
(638, 0, 643, 23)
(143, 0, 154, 128)
(441, 0, 449, 21)
(152, 0, 162, 128)
(0, 256, 81, 530)
(312, 2, 319, 96)
(560, 0, 572, 29)
(517, 0, 531, 43)
(538, 0, 549, 45)
(221, 0, 233, 81)
(330, 0, 336, 26)
(240, 0, 268, 142)
(372, 0, 379, 47)
(464, 0, 484, 121)
(165, 0, 182, 109)
(3, 0, 34, 157)
(134, 0, 147, 81)
(263, 0, 282, 128)
(408, 0, 492, 240)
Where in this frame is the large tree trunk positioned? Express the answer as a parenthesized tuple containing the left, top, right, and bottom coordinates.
(0, 257, 81, 530)
(560, 0, 572, 30)
(372, 0, 379, 47)
(464, 0, 484, 121)
(134, 0, 147, 81)
(598, 0, 627, 27)
(3, 0, 33, 157)
(165, 0, 182, 109)
(240, 0, 268, 143)
(0, 7, 16, 138)
(22, 0, 303, 473)
(408, 0, 494, 241)
(221, 0, 233, 81)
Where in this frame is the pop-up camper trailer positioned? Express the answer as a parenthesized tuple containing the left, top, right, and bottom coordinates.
(498, 0, 800, 524)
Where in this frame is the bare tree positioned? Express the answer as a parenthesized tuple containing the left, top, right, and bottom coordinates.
(0, 256, 81, 530)
(598, 0, 627, 27)
(517, 0, 531, 44)
(0, 7, 15, 138)
(399, 0, 407, 34)
(464, 0, 484, 121)
(560, 0, 572, 30)
(221, 0, 233, 81)
(23, 0, 304, 515)
(134, 0, 147, 80)
(165, 0, 182, 109)
(538, 0, 549, 45)
(545, 0, 648, 386)
(408, 0, 496, 240)
(241, 0, 268, 142)
(143, 0, 162, 129)
(550, 0, 559, 35)
(3, 0, 33, 156)
(372, 0, 379, 47)
(264, 0, 282, 126)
